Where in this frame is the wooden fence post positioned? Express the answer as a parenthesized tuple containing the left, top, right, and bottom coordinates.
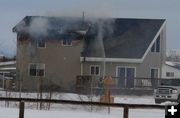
(123, 105, 129, 118)
(19, 101, 25, 118)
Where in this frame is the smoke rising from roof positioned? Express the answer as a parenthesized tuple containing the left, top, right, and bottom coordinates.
(28, 17, 50, 38)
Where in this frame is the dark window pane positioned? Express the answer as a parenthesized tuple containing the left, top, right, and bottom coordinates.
(37, 40, 45, 47)
(91, 67, 95, 75)
(67, 40, 72, 45)
(156, 36, 160, 52)
(63, 40, 66, 45)
(63, 40, 72, 46)
(118, 68, 125, 77)
(29, 64, 45, 76)
(151, 43, 155, 52)
(166, 72, 174, 77)
(30, 64, 36, 76)
(30, 69, 36, 76)
(37, 69, 44, 76)
(95, 66, 99, 75)
(126, 68, 135, 78)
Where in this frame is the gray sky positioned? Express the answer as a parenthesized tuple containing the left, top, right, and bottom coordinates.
(0, 0, 180, 56)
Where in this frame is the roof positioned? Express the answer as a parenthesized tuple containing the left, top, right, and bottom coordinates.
(83, 18, 165, 59)
(13, 16, 165, 59)
(165, 61, 180, 70)
(0, 61, 16, 66)
(13, 16, 88, 41)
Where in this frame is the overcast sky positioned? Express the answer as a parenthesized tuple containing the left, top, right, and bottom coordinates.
(0, 0, 180, 56)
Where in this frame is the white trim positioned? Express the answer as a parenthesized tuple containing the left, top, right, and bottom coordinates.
(89, 65, 100, 76)
(28, 63, 45, 77)
(80, 63, 83, 75)
(80, 57, 143, 63)
(142, 21, 166, 61)
(116, 66, 136, 77)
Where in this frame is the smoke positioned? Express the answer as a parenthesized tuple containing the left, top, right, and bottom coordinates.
(28, 17, 50, 38)
(84, 18, 115, 78)
(87, 19, 115, 56)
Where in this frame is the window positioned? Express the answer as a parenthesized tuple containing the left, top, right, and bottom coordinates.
(166, 72, 174, 77)
(62, 40, 72, 46)
(117, 67, 135, 78)
(150, 68, 159, 78)
(37, 40, 46, 48)
(29, 63, 45, 77)
(90, 65, 100, 76)
(151, 35, 160, 52)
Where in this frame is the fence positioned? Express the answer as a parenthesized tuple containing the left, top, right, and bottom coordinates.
(0, 75, 167, 95)
(76, 76, 167, 95)
(0, 97, 164, 118)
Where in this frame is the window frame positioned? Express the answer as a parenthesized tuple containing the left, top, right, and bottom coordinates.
(151, 35, 161, 53)
(150, 68, 159, 78)
(29, 63, 45, 77)
(37, 40, 46, 48)
(61, 40, 72, 46)
(116, 66, 136, 78)
(166, 72, 174, 77)
(89, 65, 100, 76)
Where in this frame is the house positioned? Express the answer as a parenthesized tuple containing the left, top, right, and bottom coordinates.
(0, 61, 16, 89)
(13, 16, 166, 92)
(162, 61, 180, 79)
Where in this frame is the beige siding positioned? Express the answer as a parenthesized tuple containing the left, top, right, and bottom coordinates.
(17, 38, 83, 91)
(16, 26, 166, 90)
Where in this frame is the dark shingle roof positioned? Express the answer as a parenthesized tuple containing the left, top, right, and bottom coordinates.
(83, 18, 165, 58)
(13, 16, 88, 40)
(13, 16, 165, 59)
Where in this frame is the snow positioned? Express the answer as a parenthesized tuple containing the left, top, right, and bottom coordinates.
(0, 61, 16, 66)
(0, 107, 164, 118)
(0, 91, 165, 118)
(0, 67, 16, 71)
(166, 61, 176, 66)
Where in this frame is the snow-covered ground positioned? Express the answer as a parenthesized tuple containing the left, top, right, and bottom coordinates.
(0, 91, 165, 118)
(0, 107, 164, 118)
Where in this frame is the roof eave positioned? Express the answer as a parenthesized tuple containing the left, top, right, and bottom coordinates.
(80, 57, 143, 63)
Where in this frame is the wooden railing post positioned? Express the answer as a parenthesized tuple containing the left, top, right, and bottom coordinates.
(123, 105, 129, 118)
(19, 101, 25, 118)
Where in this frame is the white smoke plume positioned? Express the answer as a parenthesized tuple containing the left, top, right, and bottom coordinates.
(28, 17, 50, 38)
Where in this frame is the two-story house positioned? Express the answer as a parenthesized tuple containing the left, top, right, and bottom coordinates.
(13, 16, 166, 91)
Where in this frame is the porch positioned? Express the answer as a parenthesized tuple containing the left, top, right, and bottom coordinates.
(76, 76, 163, 95)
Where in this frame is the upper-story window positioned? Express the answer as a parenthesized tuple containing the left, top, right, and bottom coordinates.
(37, 40, 46, 48)
(62, 40, 72, 46)
(151, 35, 160, 52)
(29, 63, 45, 77)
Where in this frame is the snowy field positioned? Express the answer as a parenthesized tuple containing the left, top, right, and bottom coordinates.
(0, 107, 164, 118)
(0, 91, 165, 118)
